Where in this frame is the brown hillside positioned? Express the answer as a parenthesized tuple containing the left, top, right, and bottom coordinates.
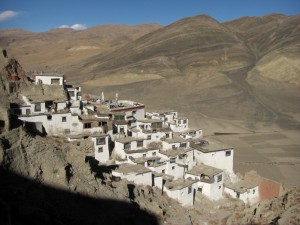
(76, 15, 255, 83)
(0, 24, 162, 71)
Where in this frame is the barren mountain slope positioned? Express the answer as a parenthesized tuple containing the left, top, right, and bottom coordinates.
(226, 14, 300, 86)
(75, 15, 255, 84)
(0, 24, 162, 71)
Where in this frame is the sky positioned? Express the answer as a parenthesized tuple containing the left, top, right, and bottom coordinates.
(0, 0, 300, 32)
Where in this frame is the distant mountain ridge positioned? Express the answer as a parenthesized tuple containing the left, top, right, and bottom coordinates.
(72, 13, 299, 86)
(0, 23, 162, 71)
(1, 14, 299, 87)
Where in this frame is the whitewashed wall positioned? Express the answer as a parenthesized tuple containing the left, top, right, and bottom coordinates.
(35, 75, 64, 85)
(224, 186, 259, 205)
(194, 149, 234, 173)
(92, 135, 109, 163)
(19, 113, 83, 135)
(112, 171, 152, 186)
(164, 183, 196, 207)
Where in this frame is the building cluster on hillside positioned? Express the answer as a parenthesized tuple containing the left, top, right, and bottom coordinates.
(5, 68, 259, 207)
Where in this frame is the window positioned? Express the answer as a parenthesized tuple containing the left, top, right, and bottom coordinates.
(26, 109, 30, 115)
(62, 116, 67, 122)
(47, 115, 52, 120)
(69, 91, 75, 97)
(137, 140, 143, 147)
(188, 186, 192, 194)
(115, 115, 125, 121)
(253, 189, 256, 194)
(180, 142, 187, 148)
(166, 133, 169, 138)
(162, 169, 165, 174)
(219, 185, 222, 189)
(172, 166, 175, 170)
(96, 137, 105, 145)
(35, 103, 41, 112)
(225, 150, 231, 157)
(84, 123, 91, 129)
(98, 147, 103, 153)
(217, 174, 222, 182)
(13, 109, 21, 115)
(0, 120, 5, 128)
(120, 127, 124, 133)
(170, 158, 175, 163)
(147, 135, 151, 140)
(152, 152, 156, 156)
(236, 192, 240, 198)
(198, 187, 202, 193)
(124, 143, 131, 150)
(64, 129, 70, 134)
(143, 154, 146, 158)
(51, 78, 60, 85)
(172, 145, 176, 150)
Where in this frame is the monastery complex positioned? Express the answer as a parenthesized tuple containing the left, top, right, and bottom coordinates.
(0, 51, 259, 207)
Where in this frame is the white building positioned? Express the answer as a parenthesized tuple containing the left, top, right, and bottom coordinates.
(125, 148, 160, 161)
(111, 163, 152, 186)
(66, 85, 82, 101)
(185, 164, 224, 200)
(91, 133, 110, 163)
(34, 72, 64, 85)
(79, 115, 106, 134)
(224, 180, 259, 205)
(159, 148, 194, 179)
(164, 178, 198, 207)
(180, 129, 203, 139)
(113, 120, 129, 136)
(161, 138, 190, 151)
(19, 112, 81, 135)
(170, 117, 188, 132)
(135, 119, 163, 132)
(191, 138, 234, 174)
(114, 137, 145, 159)
(110, 100, 145, 121)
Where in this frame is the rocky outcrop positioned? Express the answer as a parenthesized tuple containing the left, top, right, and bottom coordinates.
(226, 186, 300, 225)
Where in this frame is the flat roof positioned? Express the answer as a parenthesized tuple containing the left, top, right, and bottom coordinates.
(90, 133, 108, 138)
(162, 137, 188, 144)
(79, 115, 101, 122)
(190, 137, 232, 153)
(115, 136, 145, 143)
(67, 134, 86, 139)
(124, 148, 158, 154)
(152, 171, 163, 177)
(180, 129, 202, 134)
(114, 163, 151, 175)
(165, 178, 198, 191)
(34, 72, 64, 77)
(159, 148, 193, 158)
(129, 156, 161, 164)
(114, 120, 128, 125)
(137, 119, 163, 123)
(186, 164, 223, 177)
(177, 117, 188, 120)
(225, 180, 258, 193)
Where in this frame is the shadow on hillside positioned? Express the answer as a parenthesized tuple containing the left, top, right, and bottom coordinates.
(85, 156, 118, 180)
(0, 168, 159, 225)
